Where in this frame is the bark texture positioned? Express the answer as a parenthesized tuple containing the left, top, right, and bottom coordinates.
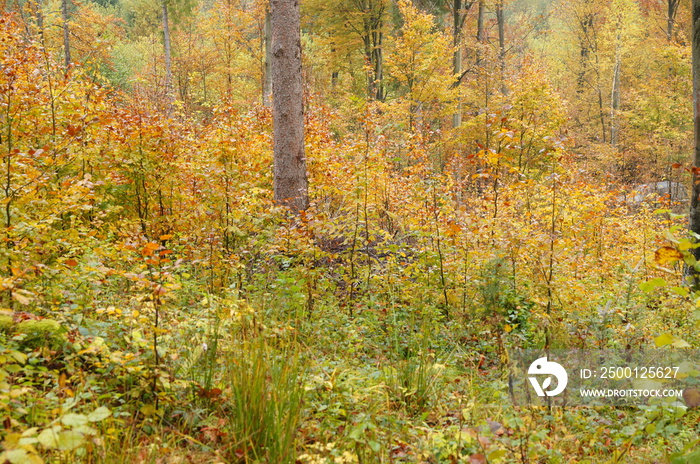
(271, 0, 308, 212)
(668, 0, 680, 42)
(690, 0, 700, 286)
(62, 0, 70, 69)
(451, 0, 471, 127)
(162, 2, 173, 103)
(263, 10, 272, 107)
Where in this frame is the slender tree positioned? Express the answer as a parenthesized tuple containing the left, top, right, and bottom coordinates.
(451, 0, 474, 127)
(668, 0, 681, 42)
(62, 0, 71, 69)
(263, 8, 272, 106)
(496, 0, 507, 95)
(162, 1, 173, 105)
(270, 0, 308, 212)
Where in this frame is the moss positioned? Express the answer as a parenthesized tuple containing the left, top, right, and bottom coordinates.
(15, 319, 66, 350)
(0, 315, 13, 334)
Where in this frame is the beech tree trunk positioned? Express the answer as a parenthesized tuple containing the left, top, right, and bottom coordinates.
(496, 0, 507, 95)
(668, 0, 680, 42)
(690, 0, 700, 285)
(263, 10, 272, 106)
(271, 0, 308, 212)
(610, 51, 620, 146)
(62, 0, 70, 69)
(452, 0, 473, 127)
(162, 1, 173, 104)
(476, 0, 485, 66)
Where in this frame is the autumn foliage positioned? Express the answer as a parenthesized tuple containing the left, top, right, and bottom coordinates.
(0, 1, 699, 462)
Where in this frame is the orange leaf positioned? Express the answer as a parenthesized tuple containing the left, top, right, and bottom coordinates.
(141, 242, 160, 257)
(654, 246, 683, 265)
(59, 373, 68, 389)
(444, 222, 462, 237)
(65, 259, 78, 267)
(159, 234, 172, 241)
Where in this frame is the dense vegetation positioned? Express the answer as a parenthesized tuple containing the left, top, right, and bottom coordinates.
(2, 0, 700, 462)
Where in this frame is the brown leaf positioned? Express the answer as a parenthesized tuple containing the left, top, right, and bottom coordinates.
(683, 388, 700, 408)
(469, 454, 487, 464)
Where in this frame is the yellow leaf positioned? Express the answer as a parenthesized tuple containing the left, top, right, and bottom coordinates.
(679, 241, 695, 251)
(654, 333, 674, 347)
(140, 404, 156, 417)
(654, 246, 683, 265)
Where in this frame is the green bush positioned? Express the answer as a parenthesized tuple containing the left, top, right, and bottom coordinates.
(15, 319, 66, 350)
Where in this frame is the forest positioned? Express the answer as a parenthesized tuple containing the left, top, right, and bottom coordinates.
(2, 0, 700, 462)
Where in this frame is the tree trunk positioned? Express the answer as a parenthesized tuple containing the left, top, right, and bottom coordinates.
(451, 0, 469, 127)
(372, 27, 384, 101)
(271, 0, 308, 212)
(360, 0, 385, 101)
(496, 0, 507, 95)
(610, 51, 620, 146)
(162, 1, 173, 106)
(62, 0, 70, 69)
(263, 9, 272, 106)
(668, 0, 680, 42)
(331, 46, 339, 87)
(577, 11, 593, 94)
(689, 0, 700, 286)
(476, 0, 485, 66)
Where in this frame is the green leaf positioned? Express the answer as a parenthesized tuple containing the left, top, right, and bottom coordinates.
(87, 406, 111, 422)
(671, 286, 690, 297)
(368, 441, 380, 452)
(640, 278, 667, 294)
(645, 423, 657, 435)
(72, 425, 98, 436)
(488, 449, 508, 461)
(672, 338, 692, 348)
(5, 364, 22, 374)
(8, 351, 27, 365)
(37, 427, 61, 449)
(632, 378, 664, 391)
(61, 413, 88, 427)
(2, 448, 43, 464)
(57, 431, 84, 451)
(655, 333, 674, 347)
(17, 437, 38, 447)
